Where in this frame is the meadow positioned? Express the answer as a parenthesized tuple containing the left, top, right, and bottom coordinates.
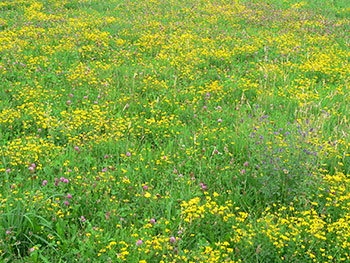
(0, 0, 350, 262)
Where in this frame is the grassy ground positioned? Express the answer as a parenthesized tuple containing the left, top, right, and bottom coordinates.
(0, 0, 350, 262)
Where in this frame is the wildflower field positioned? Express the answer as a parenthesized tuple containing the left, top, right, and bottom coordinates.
(0, 0, 350, 262)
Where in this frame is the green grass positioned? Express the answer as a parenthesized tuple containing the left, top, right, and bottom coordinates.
(0, 0, 350, 262)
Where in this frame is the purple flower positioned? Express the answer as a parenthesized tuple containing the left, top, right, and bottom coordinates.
(80, 216, 86, 222)
(6, 169, 10, 173)
(64, 179, 69, 184)
(218, 119, 222, 122)
(199, 183, 207, 190)
(42, 180, 48, 186)
(60, 177, 65, 182)
(143, 185, 148, 190)
(67, 193, 72, 199)
(105, 211, 110, 220)
(170, 236, 176, 243)
(150, 218, 156, 225)
(102, 168, 107, 172)
(126, 152, 131, 157)
(136, 240, 143, 246)
(244, 162, 248, 167)
(64, 201, 69, 206)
